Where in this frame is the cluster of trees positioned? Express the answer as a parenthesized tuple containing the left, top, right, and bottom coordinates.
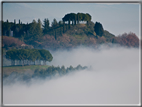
(2, 20, 114, 50)
(2, 12, 92, 43)
(6, 49, 53, 66)
(2, 19, 43, 41)
(2, 13, 139, 50)
(33, 65, 87, 78)
(38, 31, 139, 50)
(3, 65, 88, 83)
(111, 32, 139, 47)
(62, 13, 91, 25)
(40, 34, 98, 50)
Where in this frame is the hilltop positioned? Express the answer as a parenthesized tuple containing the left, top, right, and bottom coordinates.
(2, 12, 139, 50)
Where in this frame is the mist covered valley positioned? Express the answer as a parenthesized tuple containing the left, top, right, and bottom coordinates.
(3, 44, 140, 105)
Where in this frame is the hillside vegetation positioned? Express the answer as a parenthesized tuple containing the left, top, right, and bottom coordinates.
(2, 12, 139, 50)
(5, 48, 53, 66)
(3, 64, 88, 84)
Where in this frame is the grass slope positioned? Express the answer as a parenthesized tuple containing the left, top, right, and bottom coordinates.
(3, 65, 49, 75)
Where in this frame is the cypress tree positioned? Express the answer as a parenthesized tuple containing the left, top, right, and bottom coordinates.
(94, 22, 104, 37)
(14, 19, 16, 24)
(43, 18, 50, 34)
(19, 19, 20, 24)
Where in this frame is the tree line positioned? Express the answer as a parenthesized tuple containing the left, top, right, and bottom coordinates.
(2, 19, 43, 41)
(6, 49, 53, 66)
(33, 64, 88, 78)
(62, 12, 91, 25)
(3, 65, 88, 83)
(2, 13, 92, 41)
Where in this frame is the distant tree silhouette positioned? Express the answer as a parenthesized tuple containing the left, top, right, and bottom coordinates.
(43, 18, 50, 34)
(94, 22, 104, 37)
(62, 12, 91, 25)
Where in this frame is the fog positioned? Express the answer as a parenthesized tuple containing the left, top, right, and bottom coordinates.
(3, 45, 140, 105)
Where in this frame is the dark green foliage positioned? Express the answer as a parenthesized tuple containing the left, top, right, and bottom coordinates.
(103, 30, 115, 42)
(43, 18, 50, 34)
(19, 19, 21, 24)
(52, 18, 58, 28)
(3, 13, 139, 49)
(27, 19, 42, 41)
(32, 65, 88, 79)
(2, 21, 11, 36)
(38, 49, 53, 62)
(5, 49, 53, 66)
(2, 19, 43, 44)
(94, 22, 104, 37)
(37, 19, 43, 38)
(3, 65, 88, 84)
(14, 19, 16, 24)
(2, 13, 92, 44)
(103, 30, 115, 38)
(62, 12, 91, 25)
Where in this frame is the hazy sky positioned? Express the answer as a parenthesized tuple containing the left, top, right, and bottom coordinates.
(2, 1, 140, 37)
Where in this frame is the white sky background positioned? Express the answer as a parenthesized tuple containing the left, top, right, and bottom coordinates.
(1, 1, 140, 37)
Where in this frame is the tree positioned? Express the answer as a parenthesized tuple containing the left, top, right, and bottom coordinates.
(61, 65, 66, 75)
(17, 49, 29, 65)
(19, 19, 21, 24)
(62, 12, 92, 25)
(6, 19, 9, 23)
(52, 18, 58, 28)
(28, 20, 40, 41)
(36, 19, 43, 38)
(6, 49, 17, 65)
(77, 13, 82, 24)
(2, 21, 11, 36)
(6, 49, 53, 66)
(94, 22, 104, 37)
(43, 18, 50, 34)
(14, 19, 16, 24)
(63, 22, 65, 33)
(62, 13, 71, 24)
(69, 13, 76, 25)
(59, 21, 63, 26)
(86, 13, 91, 24)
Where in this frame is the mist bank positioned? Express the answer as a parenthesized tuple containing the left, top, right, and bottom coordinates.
(3, 45, 140, 105)
(3, 64, 88, 85)
(49, 44, 139, 68)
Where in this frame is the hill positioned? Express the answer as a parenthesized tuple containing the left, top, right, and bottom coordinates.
(2, 12, 139, 50)
(25, 21, 117, 50)
(36, 22, 139, 50)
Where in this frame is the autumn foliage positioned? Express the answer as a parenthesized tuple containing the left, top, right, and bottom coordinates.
(40, 32, 139, 49)
(40, 34, 98, 49)
(113, 32, 139, 47)
(3, 36, 25, 48)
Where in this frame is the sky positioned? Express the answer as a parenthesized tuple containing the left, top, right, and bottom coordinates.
(1, 1, 140, 37)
